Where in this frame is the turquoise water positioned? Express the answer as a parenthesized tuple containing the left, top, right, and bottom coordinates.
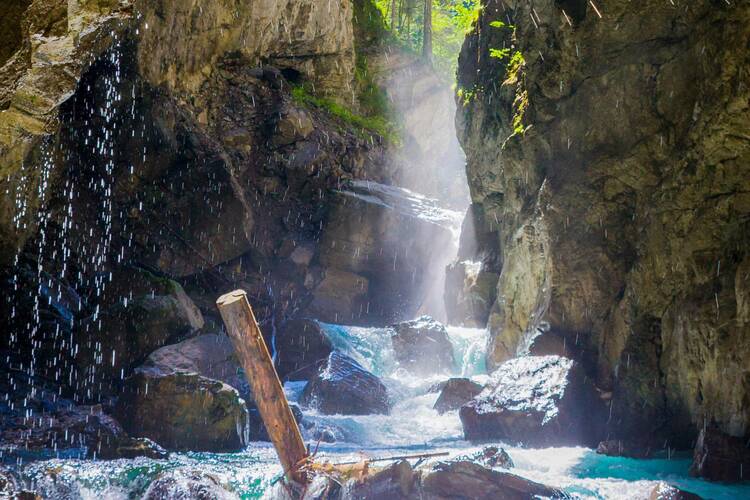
(14, 324, 750, 499)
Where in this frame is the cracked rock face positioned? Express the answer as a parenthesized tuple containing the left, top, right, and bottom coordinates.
(456, 0, 750, 447)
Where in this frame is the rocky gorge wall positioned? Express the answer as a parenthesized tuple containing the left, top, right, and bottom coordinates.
(0, 0, 465, 461)
(454, 0, 750, 449)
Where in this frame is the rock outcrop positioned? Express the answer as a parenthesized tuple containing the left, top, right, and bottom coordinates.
(301, 351, 390, 415)
(114, 367, 249, 452)
(460, 355, 603, 446)
(391, 316, 455, 376)
(456, 0, 750, 450)
(433, 378, 483, 414)
(689, 425, 750, 483)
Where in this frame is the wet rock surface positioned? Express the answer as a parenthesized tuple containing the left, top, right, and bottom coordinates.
(419, 460, 568, 500)
(143, 470, 238, 500)
(433, 378, 483, 414)
(460, 356, 603, 446)
(301, 351, 390, 415)
(114, 367, 248, 452)
(391, 316, 455, 376)
(649, 482, 703, 500)
(347, 458, 566, 500)
(689, 425, 750, 483)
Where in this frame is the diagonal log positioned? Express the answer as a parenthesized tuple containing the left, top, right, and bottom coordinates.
(216, 289, 308, 484)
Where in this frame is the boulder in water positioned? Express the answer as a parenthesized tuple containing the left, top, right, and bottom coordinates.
(420, 461, 568, 499)
(391, 316, 455, 376)
(649, 482, 703, 500)
(460, 355, 604, 446)
(433, 378, 483, 414)
(275, 319, 333, 381)
(464, 446, 514, 469)
(689, 425, 750, 482)
(143, 470, 238, 500)
(301, 351, 390, 415)
(114, 366, 248, 452)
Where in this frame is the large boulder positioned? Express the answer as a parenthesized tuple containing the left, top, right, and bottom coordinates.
(114, 367, 249, 452)
(391, 316, 455, 376)
(144, 333, 250, 400)
(433, 378, 483, 414)
(348, 459, 564, 500)
(460, 356, 604, 446)
(143, 470, 238, 500)
(275, 319, 334, 381)
(419, 461, 567, 500)
(689, 425, 750, 482)
(301, 351, 390, 415)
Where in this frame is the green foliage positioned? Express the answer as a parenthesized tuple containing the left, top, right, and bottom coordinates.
(290, 85, 398, 143)
(489, 47, 510, 60)
(374, 0, 481, 81)
(488, 20, 506, 28)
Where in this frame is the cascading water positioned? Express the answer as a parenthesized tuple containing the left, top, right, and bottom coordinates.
(13, 322, 750, 499)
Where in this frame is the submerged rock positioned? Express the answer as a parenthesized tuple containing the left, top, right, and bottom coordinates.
(391, 316, 455, 376)
(460, 356, 603, 446)
(433, 378, 483, 414)
(114, 367, 248, 452)
(689, 425, 750, 483)
(649, 482, 703, 500)
(275, 319, 334, 381)
(301, 351, 390, 415)
(143, 470, 238, 500)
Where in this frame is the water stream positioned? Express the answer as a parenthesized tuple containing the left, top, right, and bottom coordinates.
(15, 324, 750, 499)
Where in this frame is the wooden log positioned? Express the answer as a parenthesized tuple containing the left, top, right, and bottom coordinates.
(216, 290, 308, 484)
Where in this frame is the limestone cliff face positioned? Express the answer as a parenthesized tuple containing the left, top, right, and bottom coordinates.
(456, 0, 750, 446)
(0, 0, 357, 265)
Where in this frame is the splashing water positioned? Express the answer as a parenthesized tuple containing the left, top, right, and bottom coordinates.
(11, 322, 750, 498)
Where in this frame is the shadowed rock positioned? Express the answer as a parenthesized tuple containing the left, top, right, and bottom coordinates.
(301, 351, 390, 415)
(689, 425, 750, 483)
(460, 355, 604, 446)
(433, 378, 483, 414)
(275, 319, 334, 381)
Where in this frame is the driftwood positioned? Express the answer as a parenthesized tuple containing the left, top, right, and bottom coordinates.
(216, 290, 309, 484)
